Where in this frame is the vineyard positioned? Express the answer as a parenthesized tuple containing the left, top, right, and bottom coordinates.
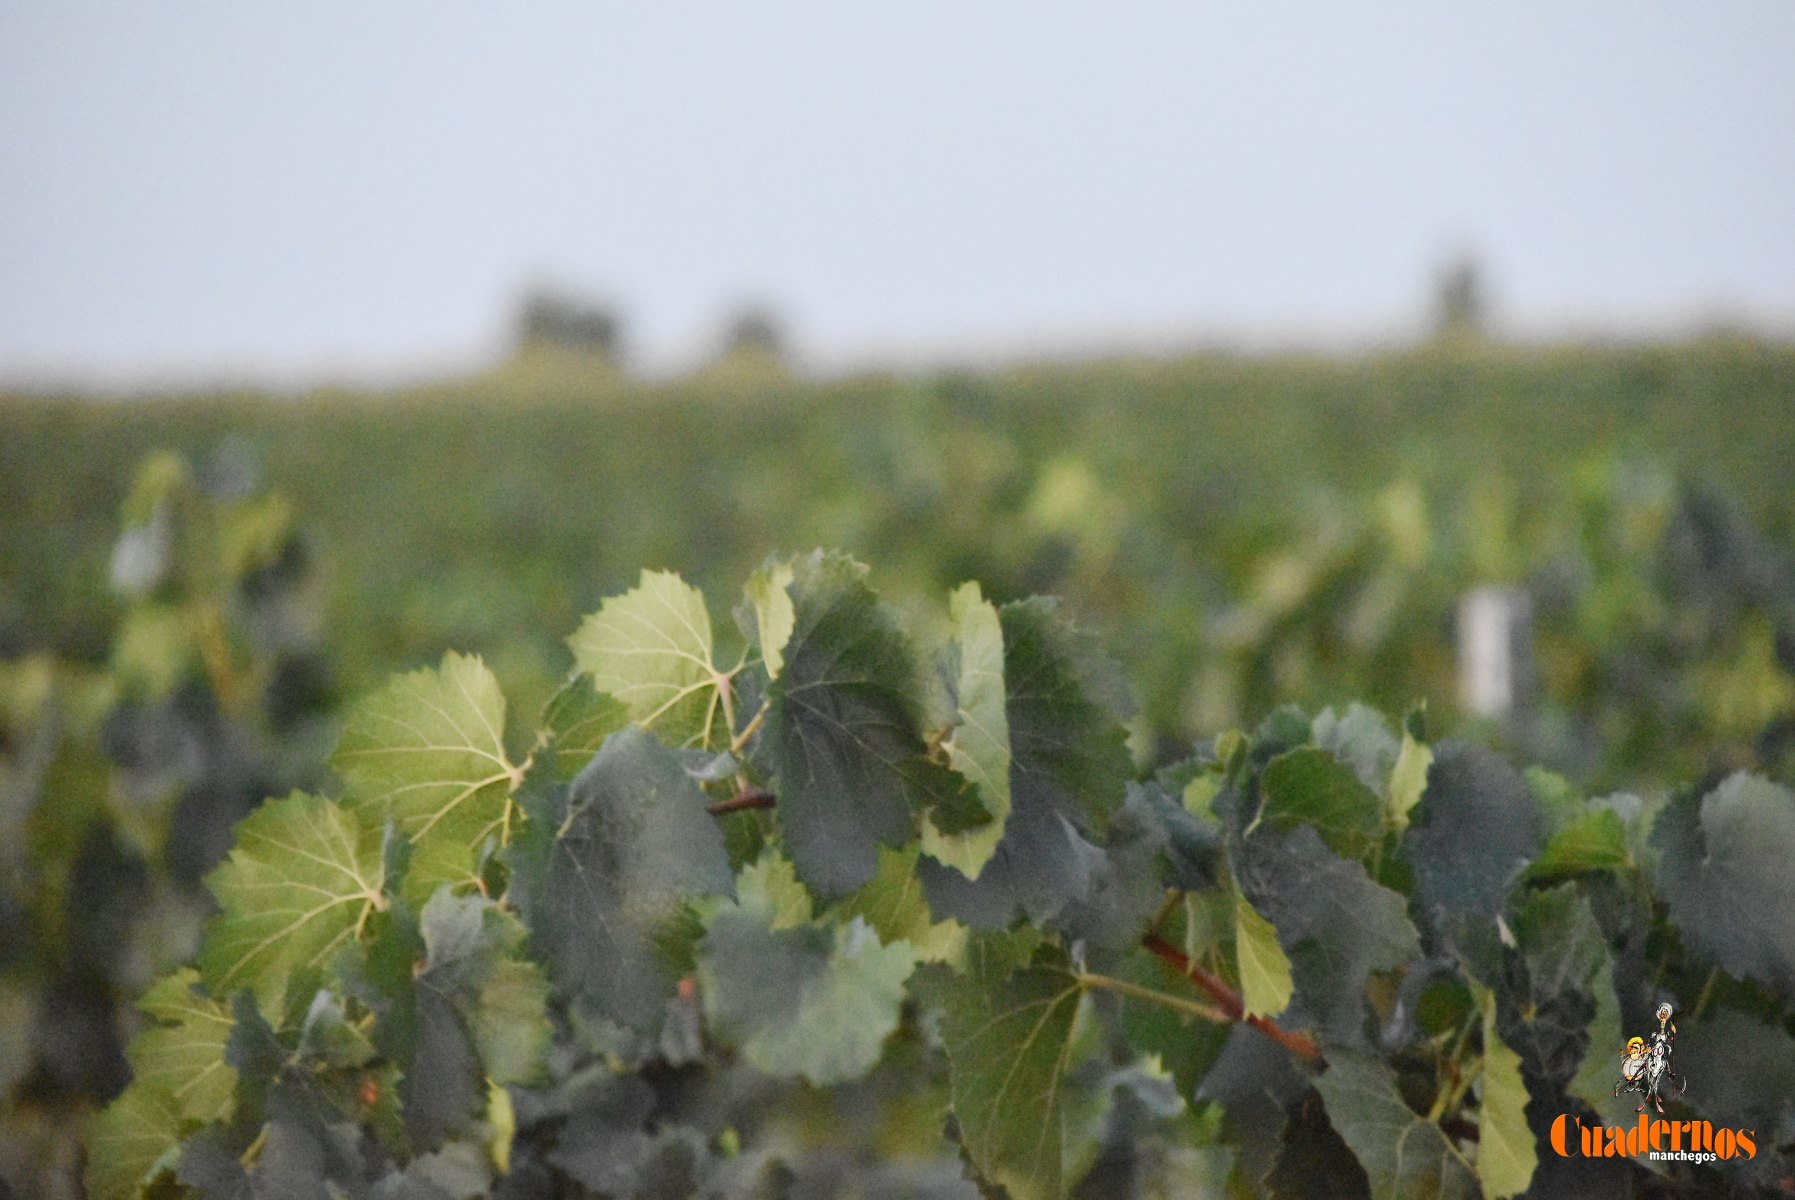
(3, 338, 1795, 1198)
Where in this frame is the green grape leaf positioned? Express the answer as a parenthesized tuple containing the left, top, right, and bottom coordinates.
(742, 557, 796, 680)
(509, 725, 733, 1031)
(697, 855, 917, 1085)
(1403, 743, 1542, 984)
(126, 968, 236, 1124)
(296, 989, 377, 1070)
(539, 677, 629, 782)
(1315, 1049, 1477, 1200)
(407, 890, 549, 1148)
(1510, 882, 1607, 1001)
(1387, 729, 1432, 836)
(1111, 947, 1232, 1104)
(1675, 1008, 1795, 1166)
(1193, 1025, 1308, 1190)
(1254, 746, 1383, 861)
(1651, 772, 1795, 993)
(1000, 597, 1132, 836)
(925, 949, 1086, 1200)
(567, 569, 723, 747)
(1313, 702, 1400, 793)
(1238, 825, 1420, 1045)
(198, 791, 384, 1016)
(758, 551, 962, 899)
(832, 843, 968, 966)
(917, 597, 1131, 928)
(1235, 893, 1295, 1020)
(1526, 807, 1629, 880)
(331, 652, 519, 904)
(922, 581, 1012, 878)
(1470, 983, 1538, 1200)
(85, 1081, 183, 1200)
(1056, 784, 1172, 951)
(1566, 958, 1624, 1116)
(736, 845, 815, 929)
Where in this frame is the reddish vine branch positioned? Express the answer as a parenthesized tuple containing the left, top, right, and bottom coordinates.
(707, 787, 776, 815)
(1142, 933, 1321, 1061)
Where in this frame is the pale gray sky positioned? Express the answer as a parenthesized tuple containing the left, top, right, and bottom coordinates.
(3, 2, 1793, 382)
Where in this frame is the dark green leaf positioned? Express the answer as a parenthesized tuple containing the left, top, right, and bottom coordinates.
(1526, 808, 1629, 880)
(1312, 702, 1399, 793)
(758, 551, 959, 898)
(538, 677, 628, 782)
(925, 948, 1086, 1200)
(831, 843, 968, 966)
(917, 598, 1131, 928)
(697, 853, 917, 1085)
(510, 725, 733, 1031)
(1315, 1049, 1476, 1200)
(1403, 743, 1542, 985)
(1238, 826, 1420, 1046)
(1651, 772, 1795, 993)
(1255, 747, 1383, 862)
(1056, 784, 1172, 952)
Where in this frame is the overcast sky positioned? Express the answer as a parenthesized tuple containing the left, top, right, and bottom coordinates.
(3, 3, 1792, 383)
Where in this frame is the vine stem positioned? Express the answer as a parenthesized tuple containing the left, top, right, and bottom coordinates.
(708, 788, 776, 816)
(1076, 972, 1231, 1024)
(731, 702, 769, 755)
(1141, 933, 1321, 1061)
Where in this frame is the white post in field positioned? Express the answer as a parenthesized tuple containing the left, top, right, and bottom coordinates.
(1458, 586, 1533, 720)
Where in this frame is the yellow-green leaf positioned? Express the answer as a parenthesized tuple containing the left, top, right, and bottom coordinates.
(126, 968, 235, 1124)
(84, 1081, 183, 1200)
(1388, 729, 1432, 835)
(743, 558, 796, 681)
(199, 792, 384, 1016)
(1234, 893, 1294, 1020)
(567, 569, 722, 747)
(332, 652, 518, 903)
(922, 582, 1011, 878)
(1472, 982, 1538, 1199)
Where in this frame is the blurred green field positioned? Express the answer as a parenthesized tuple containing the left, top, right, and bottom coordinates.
(5, 335, 1794, 789)
(5, 335, 1795, 1196)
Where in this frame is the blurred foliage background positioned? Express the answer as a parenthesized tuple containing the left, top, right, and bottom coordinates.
(3, 333, 1795, 1195)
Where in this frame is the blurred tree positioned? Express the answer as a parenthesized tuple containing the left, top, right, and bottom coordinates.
(720, 303, 786, 361)
(1431, 254, 1490, 341)
(514, 286, 623, 359)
